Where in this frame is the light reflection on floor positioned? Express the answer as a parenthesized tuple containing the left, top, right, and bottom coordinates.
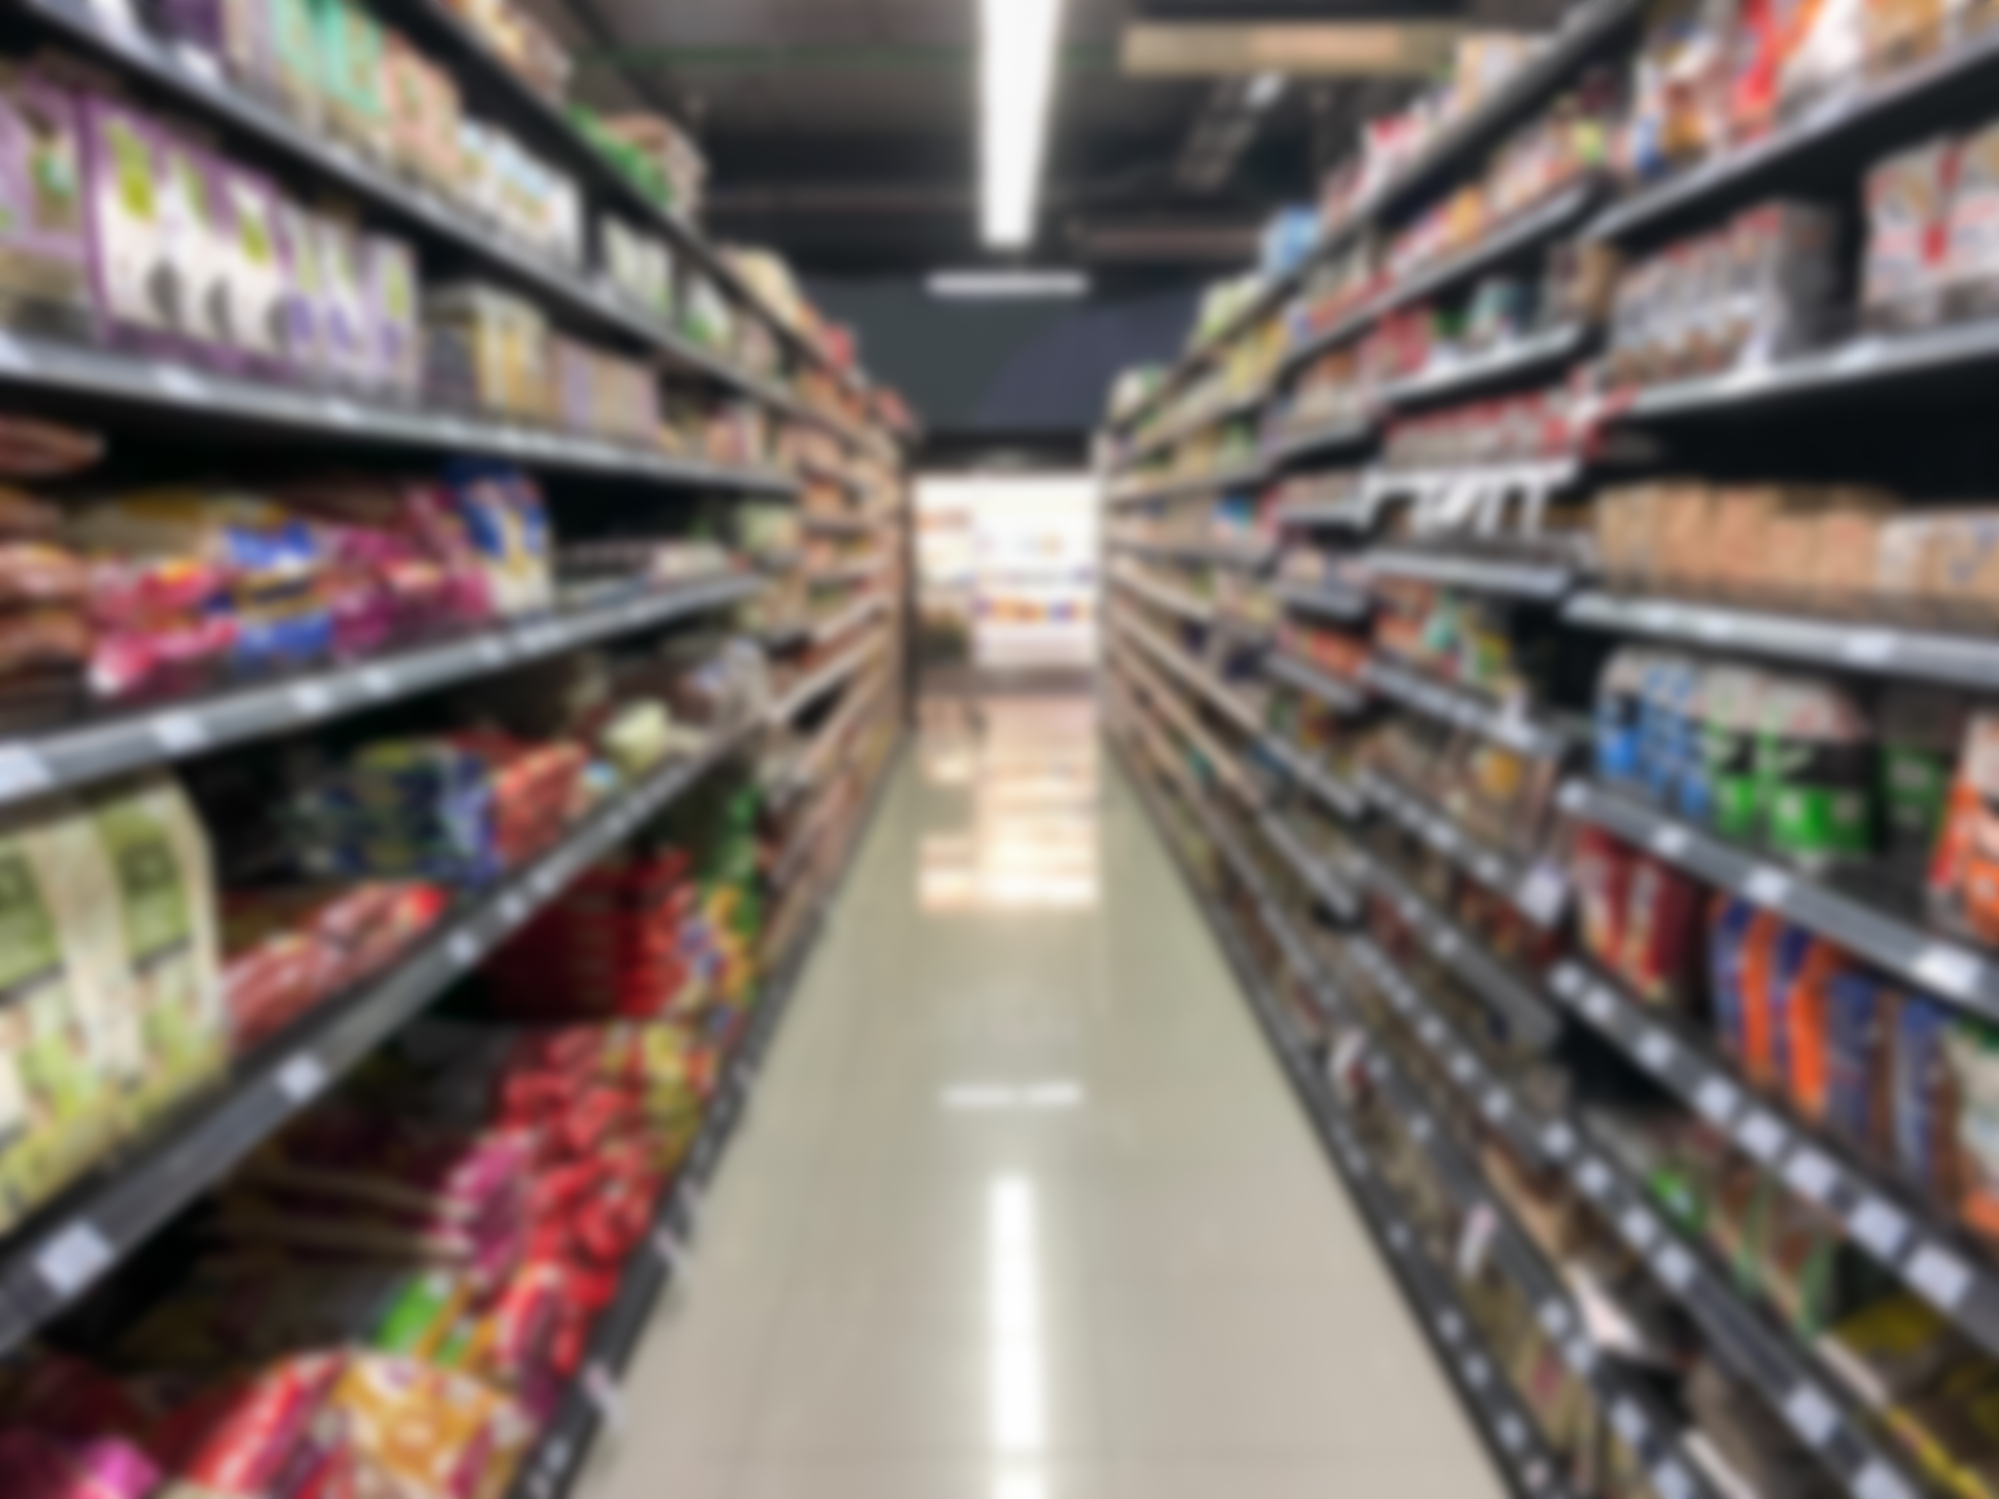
(917, 696, 1100, 913)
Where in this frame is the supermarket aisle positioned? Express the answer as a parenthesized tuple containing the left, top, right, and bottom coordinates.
(574, 696, 1503, 1499)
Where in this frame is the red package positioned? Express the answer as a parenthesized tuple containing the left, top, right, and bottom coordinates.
(153, 1355, 346, 1497)
(1571, 826, 1635, 973)
(1620, 855, 1707, 1012)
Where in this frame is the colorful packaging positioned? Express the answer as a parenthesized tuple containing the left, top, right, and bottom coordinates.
(1620, 854, 1707, 1012)
(1755, 674, 1875, 868)
(1698, 664, 1771, 839)
(1828, 969, 1897, 1161)
(1893, 996, 1960, 1201)
(1946, 1019, 1999, 1243)
(326, 1354, 531, 1499)
(1594, 647, 1650, 788)
(1709, 894, 1761, 1067)
(1863, 138, 1955, 329)
(0, 69, 92, 337)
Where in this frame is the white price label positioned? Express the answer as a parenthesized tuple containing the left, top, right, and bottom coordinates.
(149, 712, 209, 755)
(1695, 1075, 1742, 1125)
(1541, 1121, 1576, 1159)
(36, 1220, 113, 1298)
(1915, 943, 1982, 999)
(0, 328, 30, 372)
(289, 681, 335, 719)
(1518, 862, 1568, 924)
(152, 365, 210, 402)
(476, 638, 509, 668)
(1620, 1205, 1662, 1250)
(359, 666, 399, 700)
(1852, 1196, 1911, 1258)
(1649, 823, 1690, 859)
(1449, 1053, 1476, 1083)
(1745, 866, 1793, 908)
(1556, 781, 1587, 815)
(1483, 1089, 1512, 1123)
(1636, 1029, 1676, 1073)
(1853, 1461, 1918, 1499)
(1462, 1355, 1491, 1389)
(1538, 1300, 1572, 1340)
(1783, 1383, 1838, 1449)
(581, 1364, 625, 1429)
(448, 931, 482, 969)
(1612, 1399, 1649, 1449)
(1579, 1159, 1613, 1199)
(1738, 1111, 1787, 1162)
(1457, 1202, 1499, 1279)
(1908, 1243, 1973, 1311)
(1497, 1415, 1528, 1454)
(1842, 630, 1898, 667)
(1783, 1149, 1839, 1204)
(1652, 1461, 1696, 1499)
(0, 745, 54, 801)
(1653, 1242, 1696, 1291)
(1438, 1309, 1465, 1344)
(324, 398, 363, 429)
(500, 892, 529, 928)
(275, 1053, 327, 1104)
(1549, 965, 1584, 999)
(1583, 987, 1615, 1025)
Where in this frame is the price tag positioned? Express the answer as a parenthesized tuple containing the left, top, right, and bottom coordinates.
(1745, 866, 1793, 908)
(1582, 987, 1615, 1025)
(1649, 823, 1690, 859)
(1852, 1195, 1911, 1258)
(1579, 1159, 1613, 1199)
(359, 666, 399, 700)
(150, 712, 210, 755)
(476, 638, 509, 668)
(1652, 1461, 1696, 1499)
(36, 1220, 113, 1298)
(1611, 1399, 1649, 1450)
(448, 931, 482, 970)
(1457, 1202, 1499, 1279)
(1517, 861, 1567, 924)
(1329, 1029, 1369, 1082)
(151, 365, 210, 402)
(1483, 1089, 1512, 1123)
(1908, 1242, 1974, 1311)
(1695, 1074, 1741, 1125)
(1556, 780, 1587, 815)
(1621, 1205, 1662, 1251)
(1783, 1149, 1839, 1204)
(289, 681, 335, 719)
(324, 398, 363, 429)
(1541, 1121, 1576, 1159)
(1854, 1460, 1918, 1499)
(1915, 943, 1982, 999)
(1477, 854, 1506, 887)
(1842, 630, 1898, 667)
(1636, 1029, 1675, 1073)
(1438, 1309, 1465, 1344)
(0, 745, 54, 801)
(654, 1226, 687, 1272)
(1653, 1241, 1696, 1290)
(1496, 1415, 1528, 1454)
(532, 864, 563, 901)
(1463, 1355, 1491, 1389)
(1538, 1300, 1572, 1340)
(580, 1365, 625, 1430)
(1783, 1383, 1838, 1450)
(1449, 1052, 1476, 1083)
(275, 1053, 328, 1104)
(1738, 1111, 1787, 1162)
(0, 328, 30, 372)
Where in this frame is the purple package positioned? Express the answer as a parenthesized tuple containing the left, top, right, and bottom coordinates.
(276, 199, 327, 378)
(214, 163, 296, 375)
(364, 232, 419, 397)
(0, 70, 94, 337)
(78, 94, 214, 357)
(151, 0, 225, 55)
(0, 1427, 160, 1499)
(313, 215, 372, 387)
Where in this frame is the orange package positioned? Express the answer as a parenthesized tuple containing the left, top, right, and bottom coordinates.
(1782, 937, 1852, 1122)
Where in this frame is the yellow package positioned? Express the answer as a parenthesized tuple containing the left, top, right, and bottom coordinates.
(330, 1354, 533, 1499)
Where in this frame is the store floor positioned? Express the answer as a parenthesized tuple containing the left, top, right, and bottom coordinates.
(573, 695, 1505, 1499)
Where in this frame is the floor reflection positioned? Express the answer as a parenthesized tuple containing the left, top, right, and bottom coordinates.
(917, 695, 1100, 912)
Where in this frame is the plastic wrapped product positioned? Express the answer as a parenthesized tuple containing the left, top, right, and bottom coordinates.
(0, 1426, 159, 1499)
(1595, 648, 1651, 788)
(1863, 138, 1955, 331)
(1827, 969, 1897, 1160)
(0, 69, 92, 339)
(1620, 854, 1708, 1012)
(1947, 121, 1999, 318)
(1638, 653, 1702, 809)
(87, 772, 226, 1133)
(1754, 674, 1875, 868)
(1729, 902, 1787, 1088)
(1891, 995, 1960, 1202)
(325, 1353, 532, 1499)
(366, 233, 421, 397)
(151, 1353, 348, 1497)
(1929, 712, 1999, 941)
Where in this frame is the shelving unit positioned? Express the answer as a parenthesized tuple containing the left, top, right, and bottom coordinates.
(0, 0, 918, 1477)
(1094, 2, 1999, 1490)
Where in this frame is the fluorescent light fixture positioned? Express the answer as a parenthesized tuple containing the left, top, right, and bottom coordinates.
(982, 0, 1064, 247)
(929, 269, 1091, 300)
(1245, 71, 1286, 110)
(988, 1175, 1045, 1454)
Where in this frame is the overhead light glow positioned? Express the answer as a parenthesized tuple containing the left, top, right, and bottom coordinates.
(1245, 71, 1286, 110)
(981, 0, 1065, 247)
(929, 269, 1091, 300)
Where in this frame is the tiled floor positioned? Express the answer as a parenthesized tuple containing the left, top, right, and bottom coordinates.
(572, 696, 1505, 1499)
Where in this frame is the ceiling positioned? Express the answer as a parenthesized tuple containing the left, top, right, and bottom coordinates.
(539, 0, 1562, 278)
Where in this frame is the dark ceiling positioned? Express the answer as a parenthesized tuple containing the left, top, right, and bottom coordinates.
(534, 0, 1563, 279)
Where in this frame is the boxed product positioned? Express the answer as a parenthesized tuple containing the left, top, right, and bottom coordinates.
(79, 96, 215, 356)
(1930, 711, 1999, 941)
(1948, 119, 1999, 316)
(426, 281, 552, 420)
(0, 67, 92, 337)
(1864, 138, 1956, 330)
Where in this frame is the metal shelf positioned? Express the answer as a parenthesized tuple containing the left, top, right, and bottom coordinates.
(1566, 590, 1999, 691)
(1351, 940, 1928, 1499)
(1379, 324, 1596, 413)
(1264, 416, 1377, 471)
(1378, 181, 1609, 324)
(1106, 460, 1270, 508)
(1273, 577, 1374, 622)
(1259, 733, 1367, 821)
(1265, 651, 1370, 715)
(1111, 569, 1216, 624)
(1590, 23, 1999, 247)
(0, 329, 798, 489)
(1558, 778, 1999, 1023)
(1358, 769, 1570, 928)
(1623, 319, 1999, 422)
(808, 593, 890, 645)
(1363, 547, 1579, 602)
(1116, 613, 1266, 739)
(769, 632, 886, 724)
(506, 735, 905, 1499)
(0, 720, 758, 1360)
(1107, 535, 1277, 571)
(1255, 810, 1361, 921)
(1351, 850, 1564, 1050)
(1363, 656, 1576, 760)
(1117, 386, 1272, 473)
(1547, 958, 1999, 1360)
(0, 573, 758, 814)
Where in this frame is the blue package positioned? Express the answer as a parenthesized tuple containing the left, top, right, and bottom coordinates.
(1827, 970, 1891, 1156)
(1767, 923, 1817, 1099)
(1893, 997, 1957, 1196)
(1595, 649, 1647, 787)
(1709, 896, 1758, 1065)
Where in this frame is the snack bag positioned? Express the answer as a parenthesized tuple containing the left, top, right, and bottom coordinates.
(86, 772, 226, 1131)
(1734, 905, 1788, 1089)
(1698, 665, 1771, 839)
(1780, 933, 1850, 1121)
(1828, 970, 1897, 1161)
(1755, 674, 1875, 868)
(1709, 894, 1761, 1065)
(1945, 1019, 1999, 1244)
(1892, 995, 1961, 1202)
(327, 1354, 531, 1499)
(152, 1353, 347, 1497)
(1620, 854, 1707, 1012)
